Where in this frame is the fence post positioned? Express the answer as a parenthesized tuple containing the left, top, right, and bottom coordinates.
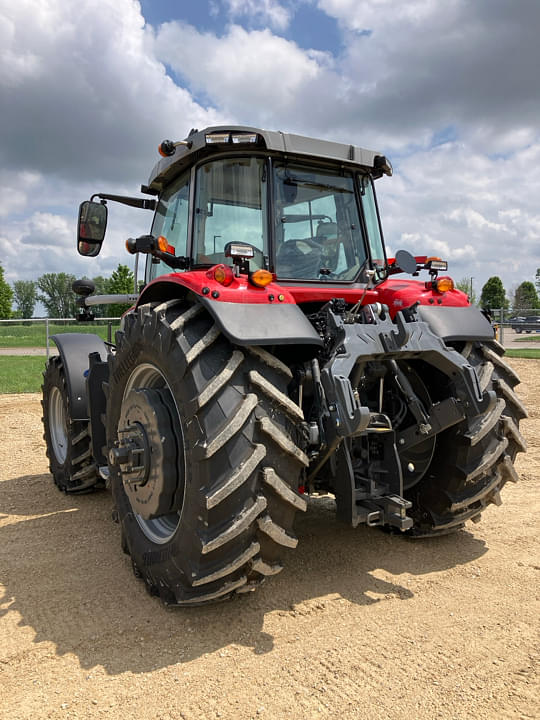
(108, 321, 112, 344)
(46, 318, 50, 361)
(499, 308, 504, 346)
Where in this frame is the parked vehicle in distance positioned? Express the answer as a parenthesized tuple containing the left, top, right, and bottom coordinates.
(510, 315, 540, 333)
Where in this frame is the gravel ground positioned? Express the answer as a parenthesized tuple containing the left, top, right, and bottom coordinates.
(0, 359, 538, 720)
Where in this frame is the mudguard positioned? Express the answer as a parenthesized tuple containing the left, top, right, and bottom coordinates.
(137, 278, 322, 347)
(198, 297, 323, 347)
(51, 333, 107, 421)
(416, 305, 494, 342)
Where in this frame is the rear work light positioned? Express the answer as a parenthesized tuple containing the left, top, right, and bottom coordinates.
(224, 242, 255, 260)
(205, 132, 259, 145)
(425, 257, 448, 271)
(232, 133, 258, 144)
(205, 132, 231, 144)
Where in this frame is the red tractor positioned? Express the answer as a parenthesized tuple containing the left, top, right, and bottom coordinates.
(42, 127, 526, 605)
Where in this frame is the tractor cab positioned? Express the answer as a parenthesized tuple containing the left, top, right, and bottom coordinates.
(145, 128, 389, 286)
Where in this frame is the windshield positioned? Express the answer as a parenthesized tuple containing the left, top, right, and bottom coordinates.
(273, 163, 368, 281)
(193, 156, 267, 269)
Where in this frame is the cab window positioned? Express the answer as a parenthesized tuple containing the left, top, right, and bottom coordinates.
(359, 175, 386, 272)
(193, 157, 267, 269)
(148, 171, 190, 280)
(273, 163, 367, 281)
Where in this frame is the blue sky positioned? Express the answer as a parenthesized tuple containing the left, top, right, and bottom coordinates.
(140, 0, 343, 53)
(1, 0, 539, 311)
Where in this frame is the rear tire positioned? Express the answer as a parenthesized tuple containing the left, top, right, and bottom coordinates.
(42, 356, 100, 493)
(405, 340, 526, 535)
(107, 300, 307, 605)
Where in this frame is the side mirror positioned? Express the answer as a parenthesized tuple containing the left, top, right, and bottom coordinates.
(77, 201, 107, 256)
(395, 249, 418, 275)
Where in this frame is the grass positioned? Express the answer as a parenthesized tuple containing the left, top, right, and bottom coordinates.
(0, 322, 120, 348)
(505, 348, 540, 359)
(1, 348, 539, 395)
(0, 357, 47, 393)
(514, 334, 540, 343)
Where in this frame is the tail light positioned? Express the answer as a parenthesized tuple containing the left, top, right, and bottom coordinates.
(208, 264, 234, 286)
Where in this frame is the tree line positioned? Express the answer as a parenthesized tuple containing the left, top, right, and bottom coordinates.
(0, 263, 134, 319)
(463, 269, 540, 313)
(0, 262, 539, 320)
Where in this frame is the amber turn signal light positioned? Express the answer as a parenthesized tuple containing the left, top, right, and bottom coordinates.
(436, 276, 455, 293)
(249, 269, 273, 288)
(157, 235, 175, 254)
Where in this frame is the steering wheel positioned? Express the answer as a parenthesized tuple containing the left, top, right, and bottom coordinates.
(276, 238, 324, 278)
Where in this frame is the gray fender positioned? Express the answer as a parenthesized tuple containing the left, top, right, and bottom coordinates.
(51, 333, 107, 421)
(198, 297, 323, 347)
(416, 305, 495, 342)
(137, 279, 322, 347)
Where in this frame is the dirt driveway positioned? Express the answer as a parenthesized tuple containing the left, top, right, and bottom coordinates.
(0, 360, 538, 720)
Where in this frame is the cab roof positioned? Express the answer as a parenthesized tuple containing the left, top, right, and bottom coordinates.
(144, 126, 389, 195)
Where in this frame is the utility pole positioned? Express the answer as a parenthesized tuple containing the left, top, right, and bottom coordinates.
(470, 277, 474, 303)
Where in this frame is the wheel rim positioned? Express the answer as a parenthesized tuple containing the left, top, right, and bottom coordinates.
(49, 386, 68, 464)
(121, 363, 185, 545)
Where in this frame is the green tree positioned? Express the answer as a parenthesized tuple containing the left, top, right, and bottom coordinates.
(37, 272, 77, 318)
(0, 264, 13, 319)
(13, 280, 37, 318)
(535, 268, 540, 294)
(456, 277, 477, 305)
(105, 264, 135, 317)
(480, 276, 507, 310)
(513, 281, 539, 311)
(86, 275, 110, 318)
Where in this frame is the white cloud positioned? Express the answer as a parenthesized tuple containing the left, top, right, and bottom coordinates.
(154, 22, 333, 126)
(0, 0, 221, 182)
(224, 0, 291, 30)
(376, 138, 540, 292)
(20, 212, 72, 247)
(0, 171, 41, 217)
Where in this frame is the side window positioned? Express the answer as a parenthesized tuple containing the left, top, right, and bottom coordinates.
(148, 171, 190, 280)
(359, 175, 386, 269)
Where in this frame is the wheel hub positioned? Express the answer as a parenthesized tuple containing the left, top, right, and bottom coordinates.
(110, 387, 183, 520)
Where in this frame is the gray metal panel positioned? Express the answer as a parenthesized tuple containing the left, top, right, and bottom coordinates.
(278, 132, 379, 167)
(417, 306, 495, 342)
(198, 298, 323, 347)
(51, 333, 107, 420)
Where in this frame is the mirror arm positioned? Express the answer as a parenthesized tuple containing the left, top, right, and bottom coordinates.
(90, 193, 157, 211)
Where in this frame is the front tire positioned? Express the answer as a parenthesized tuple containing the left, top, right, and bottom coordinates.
(107, 300, 307, 605)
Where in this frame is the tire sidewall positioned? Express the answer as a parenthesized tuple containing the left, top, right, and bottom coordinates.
(107, 320, 209, 588)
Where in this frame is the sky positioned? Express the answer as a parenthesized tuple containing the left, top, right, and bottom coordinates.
(1, 0, 539, 312)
